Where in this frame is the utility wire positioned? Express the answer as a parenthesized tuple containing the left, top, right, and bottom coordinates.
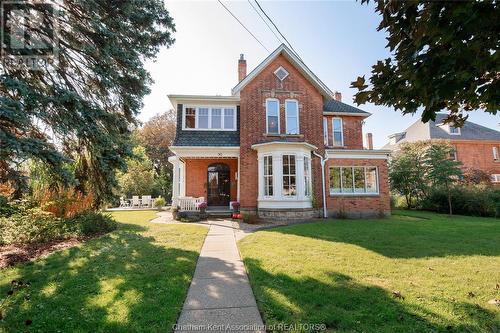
(254, 0, 303, 61)
(247, 0, 282, 44)
(217, 0, 270, 52)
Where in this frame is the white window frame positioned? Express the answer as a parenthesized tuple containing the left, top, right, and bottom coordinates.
(274, 66, 289, 81)
(323, 117, 328, 146)
(493, 147, 499, 161)
(304, 156, 311, 197)
(263, 155, 274, 197)
(282, 154, 297, 197)
(448, 125, 461, 135)
(329, 166, 379, 196)
(265, 98, 280, 134)
(285, 99, 299, 135)
(491, 174, 500, 183)
(332, 117, 344, 147)
(182, 105, 237, 131)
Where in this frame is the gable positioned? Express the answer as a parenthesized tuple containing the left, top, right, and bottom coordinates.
(232, 44, 333, 99)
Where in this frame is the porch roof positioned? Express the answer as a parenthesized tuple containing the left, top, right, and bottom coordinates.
(169, 146, 240, 159)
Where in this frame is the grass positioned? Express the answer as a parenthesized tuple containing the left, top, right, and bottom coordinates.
(239, 210, 500, 333)
(0, 210, 208, 332)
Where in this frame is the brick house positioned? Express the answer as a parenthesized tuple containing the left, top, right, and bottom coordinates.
(168, 44, 391, 219)
(384, 114, 500, 184)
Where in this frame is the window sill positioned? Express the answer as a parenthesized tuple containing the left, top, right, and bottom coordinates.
(329, 193, 380, 197)
(264, 133, 304, 138)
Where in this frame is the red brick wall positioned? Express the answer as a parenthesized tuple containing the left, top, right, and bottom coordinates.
(451, 140, 500, 175)
(323, 115, 365, 149)
(325, 158, 390, 217)
(239, 54, 325, 209)
(184, 158, 238, 202)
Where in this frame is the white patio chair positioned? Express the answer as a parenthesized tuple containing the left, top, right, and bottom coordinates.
(141, 195, 152, 208)
(119, 197, 130, 208)
(131, 196, 140, 207)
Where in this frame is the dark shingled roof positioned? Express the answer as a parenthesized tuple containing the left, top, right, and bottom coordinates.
(172, 104, 240, 147)
(323, 99, 370, 115)
(429, 113, 500, 141)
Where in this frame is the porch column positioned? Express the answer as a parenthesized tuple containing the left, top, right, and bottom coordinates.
(257, 154, 264, 200)
(169, 156, 179, 206)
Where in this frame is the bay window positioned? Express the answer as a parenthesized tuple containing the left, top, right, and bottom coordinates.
(285, 100, 299, 134)
(183, 106, 236, 130)
(304, 156, 311, 196)
(332, 118, 343, 146)
(329, 166, 379, 195)
(263, 155, 273, 196)
(282, 155, 296, 196)
(266, 99, 280, 134)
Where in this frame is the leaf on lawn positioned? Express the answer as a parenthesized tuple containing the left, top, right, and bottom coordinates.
(487, 299, 500, 306)
(467, 291, 476, 298)
(428, 267, 434, 271)
(392, 291, 405, 300)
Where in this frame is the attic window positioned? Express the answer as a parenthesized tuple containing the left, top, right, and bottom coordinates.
(274, 66, 289, 81)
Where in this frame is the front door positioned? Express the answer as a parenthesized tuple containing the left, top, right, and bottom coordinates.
(207, 163, 230, 206)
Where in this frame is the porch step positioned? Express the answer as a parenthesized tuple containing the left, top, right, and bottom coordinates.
(206, 207, 232, 218)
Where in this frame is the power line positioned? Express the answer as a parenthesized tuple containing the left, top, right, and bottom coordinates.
(247, 0, 282, 44)
(254, 0, 303, 61)
(217, 0, 270, 52)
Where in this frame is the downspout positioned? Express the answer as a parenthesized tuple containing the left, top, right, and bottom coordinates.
(312, 151, 328, 218)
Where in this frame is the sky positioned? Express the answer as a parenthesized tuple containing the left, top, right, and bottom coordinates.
(140, 0, 499, 148)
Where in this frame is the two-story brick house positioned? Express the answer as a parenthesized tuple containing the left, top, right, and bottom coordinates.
(168, 44, 391, 219)
(384, 114, 500, 184)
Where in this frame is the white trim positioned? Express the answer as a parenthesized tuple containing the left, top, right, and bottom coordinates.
(491, 174, 500, 183)
(323, 111, 371, 117)
(231, 44, 334, 99)
(265, 98, 280, 134)
(252, 141, 318, 152)
(274, 66, 289, 81)
(332, 117, 344, 147)
(182, 105, 237, 131)
(323, 117, 328, 146)
(328, 166, 380, 196)
(285, 99, 299, 135)
(326, 149, 391, 160)
(493, 146, 499, 161)
(170, 146, 240, 158)
(168, 94, 240, 107)
(448, 124, 461, 135)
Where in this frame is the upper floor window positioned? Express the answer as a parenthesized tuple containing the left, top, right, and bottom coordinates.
(332, 118, 343, 146)
(266, 99, 280, 134)
(449, 146, 458, 161)
(282, 155, 296, 196)
(183, 106, 237, 131)
(493, 147, 499, 161)
(323, 117, 328, 145)
(448, 125, 460, 135)
(285, 100, 299, 134)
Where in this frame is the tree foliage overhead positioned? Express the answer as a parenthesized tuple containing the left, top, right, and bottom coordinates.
(352, 1, 499, 125)
(0, 0, 175, 205)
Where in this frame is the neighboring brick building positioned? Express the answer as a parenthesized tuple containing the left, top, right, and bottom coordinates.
(384, 114, 500, 184)
(169, 44, 391, 219)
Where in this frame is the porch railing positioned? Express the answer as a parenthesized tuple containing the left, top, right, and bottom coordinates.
(177, 196, 204, 212)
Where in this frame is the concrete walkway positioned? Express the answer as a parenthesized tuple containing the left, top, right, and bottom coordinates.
(175, 220, 265, 333)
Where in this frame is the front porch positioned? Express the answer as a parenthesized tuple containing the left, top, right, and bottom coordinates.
(169, 146, 240, 211)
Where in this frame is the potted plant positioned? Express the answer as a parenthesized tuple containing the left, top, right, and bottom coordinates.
(154, 197, 166, 211)
(231, 201, 240, 219)
(171, 206, 179, 219)
(198, 201, 208, 214)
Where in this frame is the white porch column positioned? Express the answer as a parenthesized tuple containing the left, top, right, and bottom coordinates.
(296, 155, 305, 200)
(272, 154, 283, 199)
(169, 156, 180, 206)
(257, 154, 264, 200)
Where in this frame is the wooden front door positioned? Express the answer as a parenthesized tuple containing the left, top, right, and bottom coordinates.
(207, 163, 230, 206)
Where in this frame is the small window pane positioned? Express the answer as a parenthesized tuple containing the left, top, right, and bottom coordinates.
(341, 167, 354, 193)
(224, 108, 235, 129)
(333, 132, 343, 146)
(282, 155, 296, 196)
(212, 108, 222, 129)
(333, 119, 343, 146)
(185, 108, 196, 129)
(329, 167, 341, 193)
(304, 156, 311, 196)
(264, 155, 273, 196)
(198, 108, 209, 129)
(323, 118, 328, 145)
(366, 167, 378, 193)
(286, 100, 298, 134)
(354, 167, 365, 193)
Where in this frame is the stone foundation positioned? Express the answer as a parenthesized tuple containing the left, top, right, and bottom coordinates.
(257, 208, 321, 222)
(327, 208, 391, 219)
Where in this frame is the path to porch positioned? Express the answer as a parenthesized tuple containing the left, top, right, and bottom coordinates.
(174, 219, 265, 332)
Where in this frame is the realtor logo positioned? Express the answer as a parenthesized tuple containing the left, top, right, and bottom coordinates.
(1, 1, 58, 70)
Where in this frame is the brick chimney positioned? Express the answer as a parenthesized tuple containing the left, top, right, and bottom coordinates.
(334, 91, 342, 102)
(238, 54, 246, 82)
(365, 133, 373, 150)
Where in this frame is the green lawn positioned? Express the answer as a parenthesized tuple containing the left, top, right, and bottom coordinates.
(239, 210, 500, 333)
(0, 211, 208, 332)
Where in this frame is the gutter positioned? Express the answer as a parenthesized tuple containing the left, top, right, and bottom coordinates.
(312, 151, 329, 218)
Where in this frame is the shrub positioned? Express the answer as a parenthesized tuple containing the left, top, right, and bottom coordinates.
(420, 186, 499, 217)
(69, 211, 117, 236)
(154, 197, 166, 209)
